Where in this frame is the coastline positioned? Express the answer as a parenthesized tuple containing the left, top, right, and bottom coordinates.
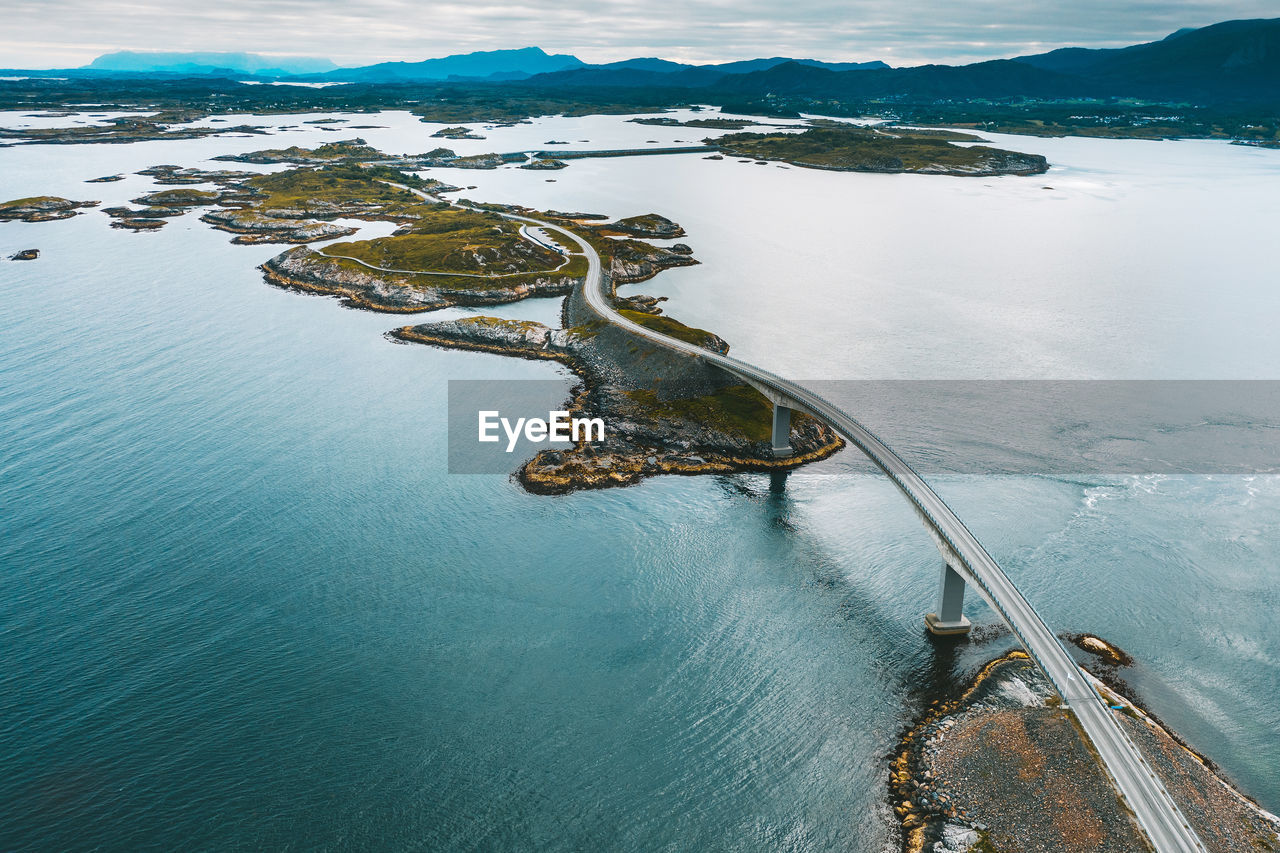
(390, 307, 845, 494)
(261, 247, 582, 313)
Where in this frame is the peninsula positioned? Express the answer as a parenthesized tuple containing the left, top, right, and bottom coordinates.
(892, 640, 1280, 853)
(154, 148, 843, 489)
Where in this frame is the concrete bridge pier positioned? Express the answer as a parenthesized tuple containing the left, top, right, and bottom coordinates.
(771, 404, 793, 458)
(925, 563, 972, 636)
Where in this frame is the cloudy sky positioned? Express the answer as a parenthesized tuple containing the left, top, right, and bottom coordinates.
(2, 0, 1275, 69)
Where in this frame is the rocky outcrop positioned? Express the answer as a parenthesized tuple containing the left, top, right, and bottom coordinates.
(212, 139, 382, 165)
(201, 210, 358, 244)
(131, 188, 222, 208)
(261, 246, 581, 312)
(136, 164, 255, 185)
(545, 210, 609, 220)
(103, 205, 186, 219)
(391, 316, 574, 359)
(909, 148, 1049, 176)
(606, 238, 699, 283)
(431, 126, 486, 140)
(111, 218, 167, 231)
(446, 153, 511, 169)
(391, 285, 843, 494)
(103, 204, 189, 230)
(615, 293, 668, 314)
(608, 213, 686, 238)
(0, 116, 266, 146)
(0, 196, 99, 222)
(518, 158, 568, 170)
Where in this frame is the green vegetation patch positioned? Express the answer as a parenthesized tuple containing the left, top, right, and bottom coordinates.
(2, 195, 71, 210)
(132, 188, 220, 207)
(628, 384, 773, 443)
(322, 206, 565, 275)
(618, 309, 720, 350)
(217, 138, 383, 164)
(608, 213, 684, 238)
(0, 196, 98, 221)
(241, 164, 431, 212)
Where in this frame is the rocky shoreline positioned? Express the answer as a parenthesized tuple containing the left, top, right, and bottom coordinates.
(0, 196, 99, 222)
(268, 193, 841, 490)
(262, 245, 583, 312)
(0, 111, 267, 146)
(391, 297, 843, 493)
(891, 639, 1280, 853)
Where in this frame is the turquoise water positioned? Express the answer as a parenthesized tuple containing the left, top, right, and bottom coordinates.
(1, 111, 1277, 850)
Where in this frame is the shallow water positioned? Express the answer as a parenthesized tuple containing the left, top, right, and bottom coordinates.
(1, 109, 1277, 851)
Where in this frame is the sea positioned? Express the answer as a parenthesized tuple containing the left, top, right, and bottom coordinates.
(2, 107, 1277, 851)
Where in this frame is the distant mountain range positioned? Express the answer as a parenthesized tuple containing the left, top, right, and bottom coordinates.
(296, 48, 888, 83)
(515, 18, 1279, 105)
(87, 51, 337, 76)
(63, 46, 888, 84)
(311, 47, 584, 82)
(5, 18, 1277, 107)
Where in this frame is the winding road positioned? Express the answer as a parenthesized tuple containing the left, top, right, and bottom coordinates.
(406, 184, 1207, 852)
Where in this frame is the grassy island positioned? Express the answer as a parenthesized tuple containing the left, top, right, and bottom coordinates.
(322, 206, 566, 276)
(213, 138, 384, 165)
(713, 124, 1049, 175)
(0, 196, 99, 221)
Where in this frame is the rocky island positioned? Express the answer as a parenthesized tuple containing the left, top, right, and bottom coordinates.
(431, 125, 486, 140)
(212, 138, 385, 165)
(0, 196, 99, 222)
(0, 110, 266, 146)
(631, 116, 767, 129)
(712, 124, 1049, 176)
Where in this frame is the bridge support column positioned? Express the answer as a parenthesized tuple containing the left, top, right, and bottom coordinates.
(771, 404, 793, 458)
(925, 564, 972, 636)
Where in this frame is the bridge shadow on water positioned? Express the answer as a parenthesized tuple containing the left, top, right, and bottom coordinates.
(714, 471, 1021, 721)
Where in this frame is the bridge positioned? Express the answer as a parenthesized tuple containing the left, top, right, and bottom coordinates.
(535, 216, 1207, 853)
(400, 182, 1208, 852)
(526, 146, 714, 160)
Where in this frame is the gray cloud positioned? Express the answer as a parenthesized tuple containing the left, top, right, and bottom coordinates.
(1, 0, 1276, 69)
